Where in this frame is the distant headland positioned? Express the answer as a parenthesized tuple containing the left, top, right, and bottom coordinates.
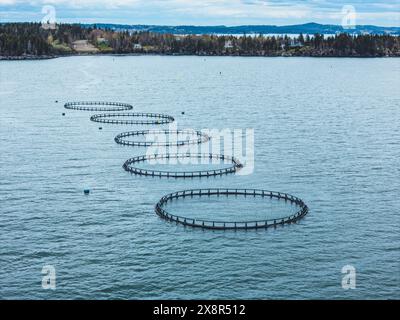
(1, 22, 399, 60)
(82, 22, 400, 36)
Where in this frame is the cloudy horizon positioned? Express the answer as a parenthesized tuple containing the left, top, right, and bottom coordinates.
(0, 0, 399, 27)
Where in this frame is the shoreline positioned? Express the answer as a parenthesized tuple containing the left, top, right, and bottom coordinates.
(1, 53, 399, 61)
(0, 54, 59, 61)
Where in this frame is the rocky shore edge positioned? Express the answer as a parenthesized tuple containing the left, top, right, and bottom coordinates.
(0, 55, 59, 60)
(1, 51, 398, 60)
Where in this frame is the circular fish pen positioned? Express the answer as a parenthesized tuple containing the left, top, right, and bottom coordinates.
(155, 189, 309, 230)
(115, 129, 210, 147)
(64, 101, 133, 111)
(123, 153, 243, 178)
(90, 113, 174, 125)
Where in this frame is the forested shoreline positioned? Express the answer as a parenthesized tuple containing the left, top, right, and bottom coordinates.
(1, 23, 400, 59)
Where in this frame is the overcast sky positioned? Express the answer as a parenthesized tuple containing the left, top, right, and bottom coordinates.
(0, 0, 399, 26)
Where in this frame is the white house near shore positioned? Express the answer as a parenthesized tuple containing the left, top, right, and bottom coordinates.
(224, 40, 234, 49)
(96, 37, 108, 44)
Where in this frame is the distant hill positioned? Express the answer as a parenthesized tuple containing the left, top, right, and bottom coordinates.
(87, 22, 400, 35)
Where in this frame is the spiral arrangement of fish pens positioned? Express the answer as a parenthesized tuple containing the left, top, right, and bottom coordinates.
(115, 129, 210, 147)
(123, 153, 243, 178)
(64, 100, 309, 231)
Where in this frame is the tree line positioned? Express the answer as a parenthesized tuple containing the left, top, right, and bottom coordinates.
(1, 22, 399, 58)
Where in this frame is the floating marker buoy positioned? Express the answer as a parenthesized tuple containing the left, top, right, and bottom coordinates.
(84, 189, 90, 195)
(99, 127, 103, 130)
(181, 112, 185, 115)
(55, 100, 58, 103)
(62, 113, 65, 116)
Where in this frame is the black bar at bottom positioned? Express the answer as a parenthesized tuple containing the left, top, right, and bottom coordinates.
(0, 300, 395, 318)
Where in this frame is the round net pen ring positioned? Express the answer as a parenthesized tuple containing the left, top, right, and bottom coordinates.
(155, 189, 309, 230)
(115, 129, 210, 147)
(122, 153, 243, 178)
(64, 101, 133, 111)
(90, 113, 174, 125)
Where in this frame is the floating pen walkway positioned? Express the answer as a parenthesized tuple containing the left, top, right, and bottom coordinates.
(115, 129, 210, 147)
(123, 153, 243, 178)
(155, 188, 309, 230)
(90, 112, 175, 125)
(64, 101, 133, 111)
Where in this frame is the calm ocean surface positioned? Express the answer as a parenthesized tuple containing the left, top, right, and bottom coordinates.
(0, 56, 399, 299)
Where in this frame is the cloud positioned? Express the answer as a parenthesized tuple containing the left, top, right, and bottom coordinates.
(0, 0, 399, 26)
(0, 0, 139, 7)
(0, 0, 17, 4)
(167, 0, 311, 19)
